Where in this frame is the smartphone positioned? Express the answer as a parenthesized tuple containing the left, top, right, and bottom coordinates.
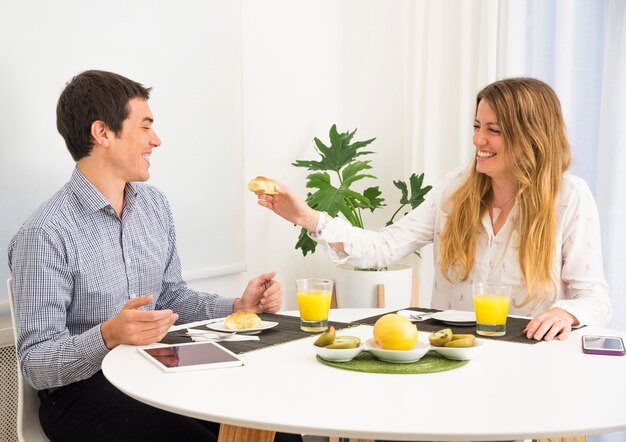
(138, 341, 245, 373)
(581, 335, 626, 356)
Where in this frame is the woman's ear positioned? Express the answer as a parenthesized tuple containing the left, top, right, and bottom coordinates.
(91, 120, 111, 148)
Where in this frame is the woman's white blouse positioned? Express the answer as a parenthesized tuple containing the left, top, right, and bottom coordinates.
(311, 167, 611, 326)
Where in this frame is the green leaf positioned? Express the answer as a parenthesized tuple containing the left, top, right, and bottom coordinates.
(340, 161, 375, 188)
(292, 124, 431, 258)
(308, 188, 367, 225)
(295, 228, 317, 256)
(393, 180, 409, 204)
(362, 187, 385, 211)
(293, 125, 376, 173)
(292, 159, 327, 171)
(304, 172, 366, 225)
(387, 172, 432, 224)
(393, 173, 432, 208)
(328, 124, 342, 149)
(407, 172, 433, 209)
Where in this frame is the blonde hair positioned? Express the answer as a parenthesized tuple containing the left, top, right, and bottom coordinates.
(439, 78, 571, 307)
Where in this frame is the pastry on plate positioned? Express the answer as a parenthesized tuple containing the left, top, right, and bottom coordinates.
(224, 310, 262, 330)
(247, 176, 278, 195)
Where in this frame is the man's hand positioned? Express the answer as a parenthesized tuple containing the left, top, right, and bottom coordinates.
(101, 295, 179, 349)
(524, 307, 578, 341)
(234, 272, 282, 313)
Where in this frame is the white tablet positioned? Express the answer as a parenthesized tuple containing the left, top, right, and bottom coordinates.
(138, 342, 245, 373)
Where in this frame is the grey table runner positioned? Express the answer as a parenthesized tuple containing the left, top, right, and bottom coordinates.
(355, 307, 540, 345)
(160, 313, 353, 354)
(160, 307, 540, 354)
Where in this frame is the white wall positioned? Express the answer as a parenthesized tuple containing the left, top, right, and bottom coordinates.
(241, 0, 421, 309)
(0, 1, 248, 305)
(0, 1, 481, 312)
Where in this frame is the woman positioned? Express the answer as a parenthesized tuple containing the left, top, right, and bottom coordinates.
(257, 77, 611, 341)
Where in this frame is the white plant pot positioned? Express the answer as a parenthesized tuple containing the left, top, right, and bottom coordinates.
(333, 263, 413, 309)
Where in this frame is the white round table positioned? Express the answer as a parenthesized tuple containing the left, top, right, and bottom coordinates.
(102, 308, 626, 441)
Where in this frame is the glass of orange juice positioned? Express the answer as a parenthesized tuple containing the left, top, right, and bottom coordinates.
(296, 278, 333, 332)
(472, 282, 512, 336)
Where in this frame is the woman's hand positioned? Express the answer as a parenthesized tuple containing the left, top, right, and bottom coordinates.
(255, 180, 319, 233)
(524, 307, 579, 341)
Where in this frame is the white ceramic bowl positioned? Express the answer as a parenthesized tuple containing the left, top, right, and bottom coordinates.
(315, 344, 364, 362)
(431, 339, 484, 360)
(365, 339, 430, 363)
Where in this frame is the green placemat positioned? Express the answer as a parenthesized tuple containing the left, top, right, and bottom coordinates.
(317, 350, 468, 374)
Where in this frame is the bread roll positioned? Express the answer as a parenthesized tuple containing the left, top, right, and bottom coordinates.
(224, 310, 262, 330)
(247, 176, 278, 195)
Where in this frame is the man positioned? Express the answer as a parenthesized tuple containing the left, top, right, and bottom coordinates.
(8, 70, 301, 441)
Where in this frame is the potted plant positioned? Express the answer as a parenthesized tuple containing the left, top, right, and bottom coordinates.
(293, 124, 432, 308)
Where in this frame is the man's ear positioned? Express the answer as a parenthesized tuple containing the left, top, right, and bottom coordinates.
(91, 120, 112, 148)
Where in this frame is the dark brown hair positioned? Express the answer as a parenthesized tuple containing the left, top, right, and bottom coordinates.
(56, 70, 151, 161)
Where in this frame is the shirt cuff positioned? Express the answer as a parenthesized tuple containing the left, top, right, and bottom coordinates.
(308, 211, 328, 238)
(216, 296, 236, 317)
(307, 212, 351, 263)
(81, 324, 111, 365)
(552, 300, 590, 327)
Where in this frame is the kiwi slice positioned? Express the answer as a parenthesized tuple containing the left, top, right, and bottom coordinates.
(451, 333, 474, 341)
(325, 336, 361, 349)
(428, 328, 453, 347)
(313, 326, 336, 347)
(444, 336, 475, 348)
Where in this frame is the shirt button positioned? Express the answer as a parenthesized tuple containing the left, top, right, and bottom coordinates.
(126, 258, 132, 265)
(108, 208, 115, 215)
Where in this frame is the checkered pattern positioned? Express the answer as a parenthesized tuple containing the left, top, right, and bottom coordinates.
(0, 344, 18, 442)
(8, 168, 234, 390)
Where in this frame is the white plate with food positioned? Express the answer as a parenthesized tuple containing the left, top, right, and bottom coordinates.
(431, 310, 476, 326)
(364, 339, 430, 364)
(207, 321, 278, 334)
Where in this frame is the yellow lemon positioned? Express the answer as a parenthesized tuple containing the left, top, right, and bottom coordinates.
(373, 314, 418, 350)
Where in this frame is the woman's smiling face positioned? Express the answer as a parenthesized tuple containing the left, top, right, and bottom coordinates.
(473, 99, 508, 180)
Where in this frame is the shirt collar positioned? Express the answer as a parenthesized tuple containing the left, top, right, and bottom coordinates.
(481, 202, 518, 237)
(69, 167, 140, 214)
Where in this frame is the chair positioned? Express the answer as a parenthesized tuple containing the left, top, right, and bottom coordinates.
(7, 278, 50, 442)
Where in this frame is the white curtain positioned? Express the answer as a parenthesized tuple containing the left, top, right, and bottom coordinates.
(497, 0, 626, 336)
(595, 0, 626, 334)
(406, 0, 626, 340)
(592, 5, 626, 440)
(480, 1, 626, 441)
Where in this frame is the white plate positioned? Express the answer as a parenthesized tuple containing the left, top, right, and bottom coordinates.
(431, 339, 484, 360)
(364, 339, 430, 364)
(207, 320, 278, 334)
(431, 310, 476, 326)
(316, 345, 364, 362)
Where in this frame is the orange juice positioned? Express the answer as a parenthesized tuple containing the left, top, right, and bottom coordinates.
(296, 278, 333, 332)
(474, 294, 510, 324)
(297, 290, 331, 321)
(473, 293, 510, 336)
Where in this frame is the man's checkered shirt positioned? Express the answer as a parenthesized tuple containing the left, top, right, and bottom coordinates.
(9, 168, 234, 389)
